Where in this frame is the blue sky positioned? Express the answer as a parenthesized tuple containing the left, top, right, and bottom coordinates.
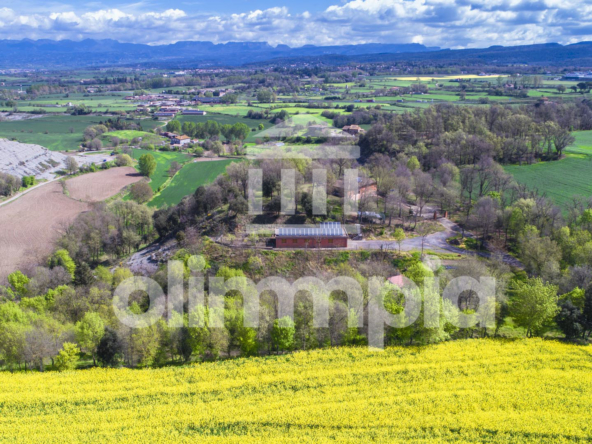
(1, 0, 591, 48)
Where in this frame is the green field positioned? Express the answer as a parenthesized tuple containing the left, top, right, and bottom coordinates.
(566, 130, 592, 155)
(0, 115, 162, 151)
(102, 130, 165, 146)
(505, 155, 592, 209)
(149, 159, 239, 208)
(505, 130, 592, 209)
(131, 149, 190, 192)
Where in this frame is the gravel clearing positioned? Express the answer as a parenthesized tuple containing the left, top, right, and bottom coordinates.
(0, 139, 105, 180)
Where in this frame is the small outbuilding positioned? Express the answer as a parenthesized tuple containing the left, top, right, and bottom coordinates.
(275, 222, 348, 248)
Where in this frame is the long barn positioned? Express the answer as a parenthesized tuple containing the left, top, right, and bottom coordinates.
(274, 222, 348, 248)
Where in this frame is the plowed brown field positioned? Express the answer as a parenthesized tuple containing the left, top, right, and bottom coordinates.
(67, 166, 141, 201)
(0, 167, 141, 282)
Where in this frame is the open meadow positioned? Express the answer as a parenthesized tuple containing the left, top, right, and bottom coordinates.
(131, 149, 190, 192)
(0, 339, 590, 443)
(505, 130, 592, 210)
(149, 159, 239, 208)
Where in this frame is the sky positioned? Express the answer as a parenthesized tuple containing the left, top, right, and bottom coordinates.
(0, 0, 590, 49)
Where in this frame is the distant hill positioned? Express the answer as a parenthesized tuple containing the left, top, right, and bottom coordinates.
(252, 42, 592, 67)
(0, 39, 439, 68)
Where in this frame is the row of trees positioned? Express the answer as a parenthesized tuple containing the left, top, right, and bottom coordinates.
(165, 120, 251, 141)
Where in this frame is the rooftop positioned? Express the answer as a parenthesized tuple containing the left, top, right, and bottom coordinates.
(275, 222, 347, 238)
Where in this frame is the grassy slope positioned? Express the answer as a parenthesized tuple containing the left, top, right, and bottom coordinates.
(0, 339, 590, 443)
(131, 149, 190, 192)
(149, 159, 239, 208)
(504, 130, 592, 210)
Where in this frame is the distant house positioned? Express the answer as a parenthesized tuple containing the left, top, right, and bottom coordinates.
(154, 111, 176, 118)
(182, 109, 207, 115)
(342, 125, 365, 136)
(192, 96, 222, 103)
(170, 135, 191, 146)
(334, 177, 377, 199)
(275, 222, 348, 249)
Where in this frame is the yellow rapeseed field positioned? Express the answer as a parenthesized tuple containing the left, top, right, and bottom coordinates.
(0, 339, 590, 443)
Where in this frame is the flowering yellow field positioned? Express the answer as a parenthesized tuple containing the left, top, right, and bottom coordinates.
(0, 339, 590, 443)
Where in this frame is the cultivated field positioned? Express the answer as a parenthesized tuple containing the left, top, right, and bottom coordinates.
(0, 339, 590, 443)
(0, 182, 88, 281)
(0, 167, 144, 281)
(0, 115, 162, 151)
(149, 159, 238, 208)
(505, 130, 592, 210)
(67, 167, 142, 202)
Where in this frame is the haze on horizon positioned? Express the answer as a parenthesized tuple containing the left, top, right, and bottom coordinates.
(0, 0, 590, 49)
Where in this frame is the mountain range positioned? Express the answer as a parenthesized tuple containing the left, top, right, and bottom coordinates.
(0, 39, 591, 69)
(0, 39, 439, 68)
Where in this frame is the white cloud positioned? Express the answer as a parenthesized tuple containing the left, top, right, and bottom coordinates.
(0, 1, 590, 48)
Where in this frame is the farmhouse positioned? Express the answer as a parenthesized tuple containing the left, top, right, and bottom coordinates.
(342, 125, 365, 135)
(182, 109, 207, 115)
(275, 222, 348, 249)
(193, 96, 222, 103)
(154, 111, 176, 118)
(170, 135, 191, 146)
(334, 177, 377, 199)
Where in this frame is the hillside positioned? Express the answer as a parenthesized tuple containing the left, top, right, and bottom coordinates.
(1, 339, 590, 443)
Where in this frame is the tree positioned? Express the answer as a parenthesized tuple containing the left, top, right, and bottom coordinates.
(552, 128, 575, 158)
(6, 271, 29, 299)
(168, 161, 182, 177)
(582, 286, 592, 338)
(416, 223, 440, 255)
(96, 327, 123, 367)
(231, 122, 250, 141)
(407, 156, 420, 172)
(75, 312, 105, 366)
(90, 138, 102, 151)
(54, 342, 80, 371)
(65, 157, 79, 175)
(138, 154, 156, 177)
(228, 195, 248, 218)
(393, 228, 406, 254)
(509, 278, 558, 337)
(23, 326, 55, 371)
(74, 262, 95, 286)
(555, 301, 583, 339)
(271, 316, 295, 354)
(257, 89, 276, 103)
(130, 182, 154, 203)
(115, 154, 133, 167)
(48, 249, 76, 280)
(166, 120, 181, 133)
